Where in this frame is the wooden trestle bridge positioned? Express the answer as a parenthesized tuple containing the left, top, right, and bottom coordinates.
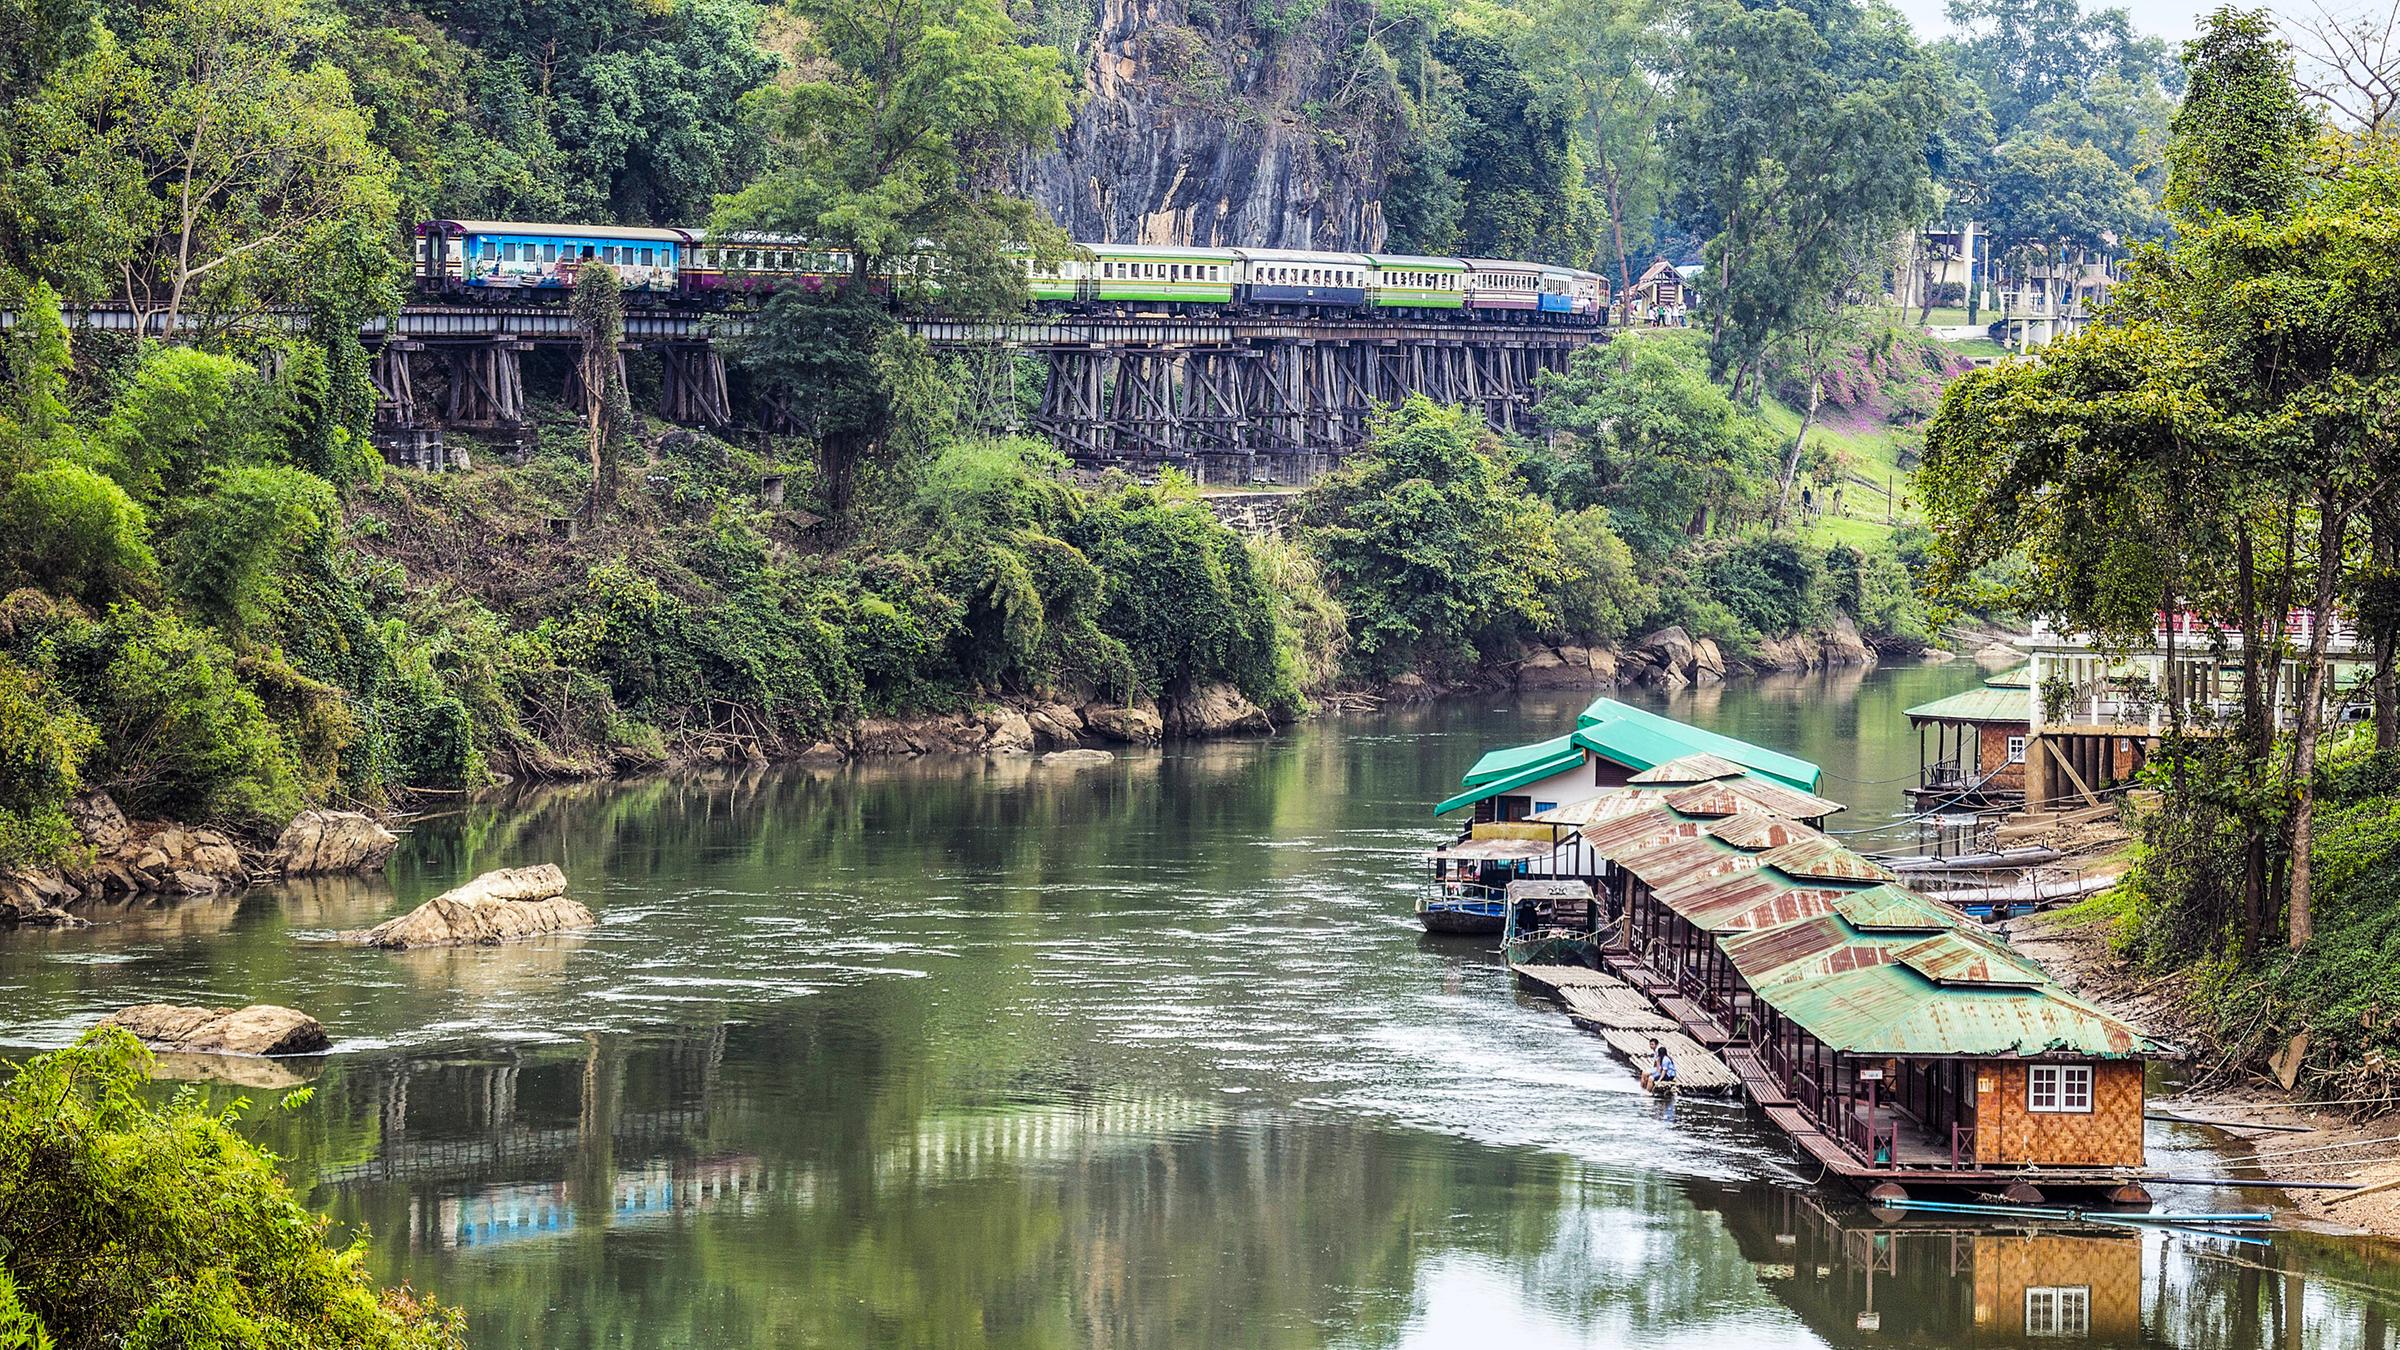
(37, 304, 1604, 480)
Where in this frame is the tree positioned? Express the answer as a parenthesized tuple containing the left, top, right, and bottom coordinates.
(2281, 0, 2400, 134)
(1980, 133, 2155, 281)
(401, 0, 777, 222)
(0, 1029, 465, 1347)
(164, 463, 337, 633)
(1534, 336, 1780, 560)
(718, 0, 1073, 304)
(571, 265, 633, 524)
(8, 0, 398, 331)
(1298, 397, 1562, 678)
(0, 279, 71, 455)
(739, 289, 947, 524)
(1667, 0, 1944, 386)
(0, 459, 157, 604)
(2168, 6, 2315, 222)
(1943, 0, 2182, 138)
(1768, 233, 1890, 527)
(1514, 0, 1676, 293)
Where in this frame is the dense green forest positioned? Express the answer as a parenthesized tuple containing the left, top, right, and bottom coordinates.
(0, 0, 2122, 874)
(5, 0, 2388, 1340)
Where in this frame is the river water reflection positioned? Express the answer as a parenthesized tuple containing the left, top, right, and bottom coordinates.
(4, 663, 2398, 1346)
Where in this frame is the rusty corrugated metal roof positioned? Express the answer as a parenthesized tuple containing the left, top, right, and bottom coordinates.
(1830, 884, 1958, 932)
(1756, 837, 1893, 884)
(1892, 933, 2046, 987)
(1627, 752, 1749, 785)
(1615, 835, 1757, 890)
(1718, 778, 1847, 820)
(1707, 813, 1816, 851)
(1574, 806, 1702, 856)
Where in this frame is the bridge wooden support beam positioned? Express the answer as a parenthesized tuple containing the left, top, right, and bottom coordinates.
(1017, 331, 1590, 481)
(657, 343, 732, 429)
(444, 338, 529, 429)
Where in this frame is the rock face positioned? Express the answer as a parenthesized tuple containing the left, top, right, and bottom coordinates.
(1025, 0, 1402, 250)
(1083, 701, 1165, 744)
(1, 793, 255, 924)
(1162, 682, 1273, 737)
(1515, 643, 1618, 689)
(101, 1003, 331, 1057)
(269, 809, 400, 875)
(351, 864, 595, 949)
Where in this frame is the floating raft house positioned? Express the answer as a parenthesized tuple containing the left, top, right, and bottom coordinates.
(1441, 705, 2164, 1203)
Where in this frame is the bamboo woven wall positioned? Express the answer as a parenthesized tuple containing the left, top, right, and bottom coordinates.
(1974, 1060, 2144, 1167)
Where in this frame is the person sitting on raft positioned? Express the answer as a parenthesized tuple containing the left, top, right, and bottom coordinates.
(1640, 1039, 1678, 1092)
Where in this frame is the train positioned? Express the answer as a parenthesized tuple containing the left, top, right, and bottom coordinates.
(412, 219, 1611, 325)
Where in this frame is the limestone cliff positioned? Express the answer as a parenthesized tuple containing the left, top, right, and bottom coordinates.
(1022, 0, 1407, 248)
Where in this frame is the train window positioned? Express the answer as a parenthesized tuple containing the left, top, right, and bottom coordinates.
(638, 248, 652, 265)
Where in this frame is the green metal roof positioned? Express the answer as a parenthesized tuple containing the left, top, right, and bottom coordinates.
(1575, 698, 1823, 790)
(1437, 701, 1823, 815)
(1904, 684, 2031, 725)
(1460, 732, 1582, 786)
(1829, 884, 1959, 933)
(1435, 740, 1587, 815)
(1722, 915, 2154, 1058)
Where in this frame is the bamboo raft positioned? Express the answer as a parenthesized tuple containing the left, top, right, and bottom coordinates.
(1512, 962, 1737, 1091)
(1557, 984, 1676, 1033)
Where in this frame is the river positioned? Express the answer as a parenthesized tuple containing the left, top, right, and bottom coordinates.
(4, 661, 2398, 1346)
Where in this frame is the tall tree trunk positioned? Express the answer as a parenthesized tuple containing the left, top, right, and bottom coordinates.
(1773, 369, 1820, 528)
(2287, 491, 2347, 950)
(2375, 507, 2397, 749)
(2236, 521, 2264, 961)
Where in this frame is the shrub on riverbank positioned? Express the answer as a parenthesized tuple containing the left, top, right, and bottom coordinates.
(2109, 730, 2400, 1107)
(0, 1029, 464, 1348)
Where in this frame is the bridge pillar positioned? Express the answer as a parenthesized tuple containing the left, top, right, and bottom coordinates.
(367, 339, 452, 471)
(444, 338, 529, 430)
(658, 342, 732, 429)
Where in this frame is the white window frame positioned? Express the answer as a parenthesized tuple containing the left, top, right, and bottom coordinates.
(2007, 735, 2028, 764)
(2024, 1285, 2090, 1336)
(2027, 1063, 2094, 1113)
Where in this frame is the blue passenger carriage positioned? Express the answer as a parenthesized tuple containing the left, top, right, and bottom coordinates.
(415, 221, 684, 295)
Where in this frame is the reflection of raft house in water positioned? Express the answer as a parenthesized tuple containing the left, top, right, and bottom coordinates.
(1703, 1184, 2144, 1342)
(1436, 709, 2164, 1203)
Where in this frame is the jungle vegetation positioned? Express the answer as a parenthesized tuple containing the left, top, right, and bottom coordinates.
(1919, 7, 2400, 1102)
(0, 0, 2297, 1336)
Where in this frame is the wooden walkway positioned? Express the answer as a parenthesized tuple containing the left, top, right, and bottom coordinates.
(1510, 960, 1737, 1092)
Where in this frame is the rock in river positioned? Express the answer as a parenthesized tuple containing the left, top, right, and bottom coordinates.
(101, 1003, 332, 1057)
(350, 863, 595, 949)
(1042, 748, 1117, 767)
(270, 809, 400, 875)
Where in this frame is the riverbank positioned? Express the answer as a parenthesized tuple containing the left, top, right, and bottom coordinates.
(2014, 909, 2400, 1241)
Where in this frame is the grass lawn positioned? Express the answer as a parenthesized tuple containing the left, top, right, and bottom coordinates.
(1755, 398, 1922, 550)
(1939, 336, 2011, 360)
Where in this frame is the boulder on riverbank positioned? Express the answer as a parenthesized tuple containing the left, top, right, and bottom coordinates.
(0, 793, 255, 924)
(0, 870, 87, 927)
(1082, 701, 1164, 744)
(349, 863, 594, 949)
(101, 1003, 331, 1057)
(269, 809, 401, 875)
(1162, 682, 1273, 737)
